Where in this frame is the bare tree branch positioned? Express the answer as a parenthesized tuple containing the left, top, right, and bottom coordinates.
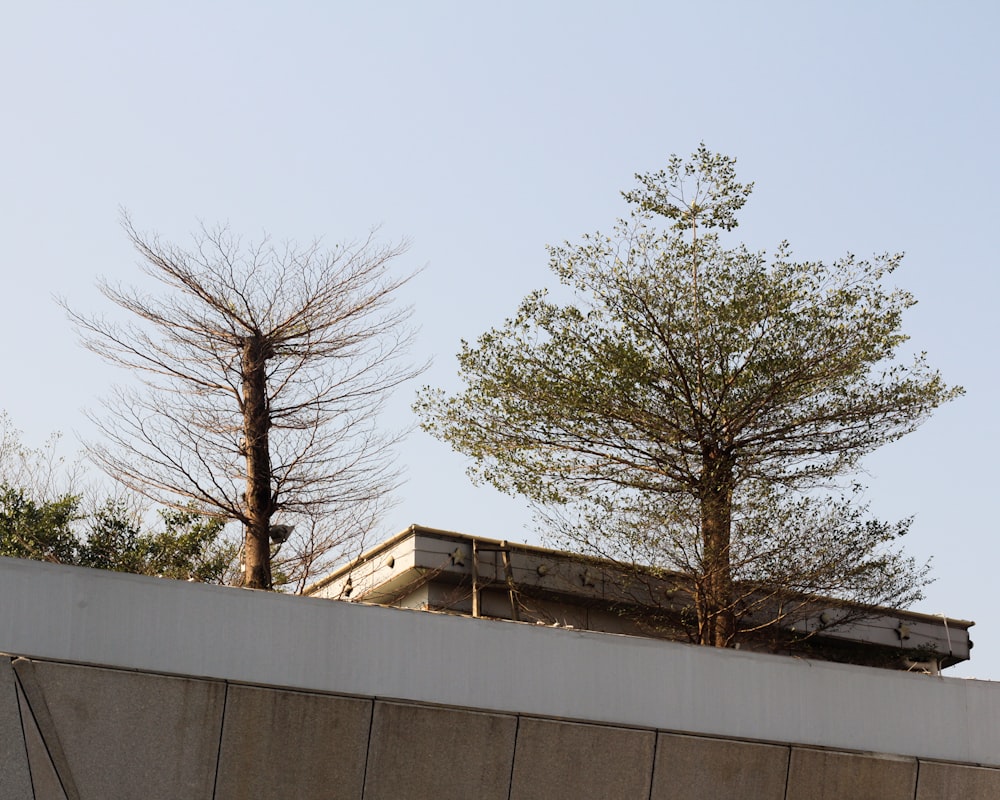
(61, 217, 425, 589)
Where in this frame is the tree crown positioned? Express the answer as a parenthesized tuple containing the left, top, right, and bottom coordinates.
(418, 148, 961, 505)
(416, 147, 958, 644)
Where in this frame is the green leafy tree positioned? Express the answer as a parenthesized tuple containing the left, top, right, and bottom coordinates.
(0, 414, 237, 582)
(77, 500, 146, 573)
(416, 146, 961, 648)
(1, 416, 82, 564)
(78, 501, 237, 583)
(0, 485, 80, 563)
(147, 508, 238, 583)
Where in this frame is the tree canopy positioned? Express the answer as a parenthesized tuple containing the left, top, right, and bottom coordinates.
(0, 484, 237, 582)
(0, 485, 78, 564)
(416, 146, 961, 647)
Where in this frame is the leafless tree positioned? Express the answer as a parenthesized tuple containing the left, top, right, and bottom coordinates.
(63, 217, 423, 589)
(0, 413, 83, 503)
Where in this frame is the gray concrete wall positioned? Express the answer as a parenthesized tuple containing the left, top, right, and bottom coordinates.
(3, 656, 998, 800)
(0, 659, 32, 799)
(0, 556, 996, 769)
(1, 557, 999, 798)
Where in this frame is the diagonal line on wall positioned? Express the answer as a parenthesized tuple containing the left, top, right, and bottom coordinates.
(210, 681, 231, 800)
(12, 659, 81, 800)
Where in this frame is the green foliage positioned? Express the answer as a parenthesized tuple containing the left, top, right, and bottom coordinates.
(417, 146, 960, 646)
(0, 482, 236, 583)
(148, 508, 237, 583)
(77, 500, 146, 573)
(0, 416, 237, 582)
(543, 484, 930, 640)
(420, 229, 957, 504)
(0, 484, 80, 563)
(77, 501, 237, 583)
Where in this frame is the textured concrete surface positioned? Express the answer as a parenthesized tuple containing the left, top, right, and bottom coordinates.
(1, 560, 1000, 798)
(0, 660, 34, 800)
(14, 659, 225, 800)
(916, 760, 1000, 799)
(1, 555, 998, 767)
(509, 717, 656, 800)
(363, 701, 517, 800)
(650, 732, 789, 800)
(214, 684, 371, 800)
(17, 680, 67, 800)
(786, 748, 917, 800)
(3, 654, 1000, 799)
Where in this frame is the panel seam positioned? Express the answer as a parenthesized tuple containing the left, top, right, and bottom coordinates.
(645, 730, 660, 800)
(359, 696, 377, 798)
(506, 714, 522, 800)
(783, 745, 793, 800)
(210, 680, 231, 800)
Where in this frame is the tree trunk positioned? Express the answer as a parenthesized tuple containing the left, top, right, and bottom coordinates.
(698, 445, 734, 647)
(241, 337, 274, 589)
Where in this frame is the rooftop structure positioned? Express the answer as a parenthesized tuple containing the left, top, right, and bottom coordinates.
(306, 525, 973, 673)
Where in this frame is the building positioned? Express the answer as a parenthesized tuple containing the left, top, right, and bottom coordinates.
(306, 524, 973, 673)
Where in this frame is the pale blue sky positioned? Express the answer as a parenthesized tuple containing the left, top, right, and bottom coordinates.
(2, 3, 996, 677)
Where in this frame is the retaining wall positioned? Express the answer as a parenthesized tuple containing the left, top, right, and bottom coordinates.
(0, 557, 997, 798)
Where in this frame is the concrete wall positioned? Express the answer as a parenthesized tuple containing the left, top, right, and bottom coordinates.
(0, 556, 998, 798)
(3, 656, 999, 799)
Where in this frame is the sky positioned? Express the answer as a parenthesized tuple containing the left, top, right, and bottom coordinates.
(2, 3, 997, 678)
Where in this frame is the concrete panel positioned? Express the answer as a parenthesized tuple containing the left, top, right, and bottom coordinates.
(650, 732, 788, 800)
(1, 557, 998, 767)
(364, 701, 517, 800)
(214, 684, 372, 800)
(17, 681, 67, 800)
(0, 660, 34, 800)
(14, 659, 225, 800)
(510, 717, 656, 800)
(916, 761, 1000, 799)
(786, 748, 917, 800)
